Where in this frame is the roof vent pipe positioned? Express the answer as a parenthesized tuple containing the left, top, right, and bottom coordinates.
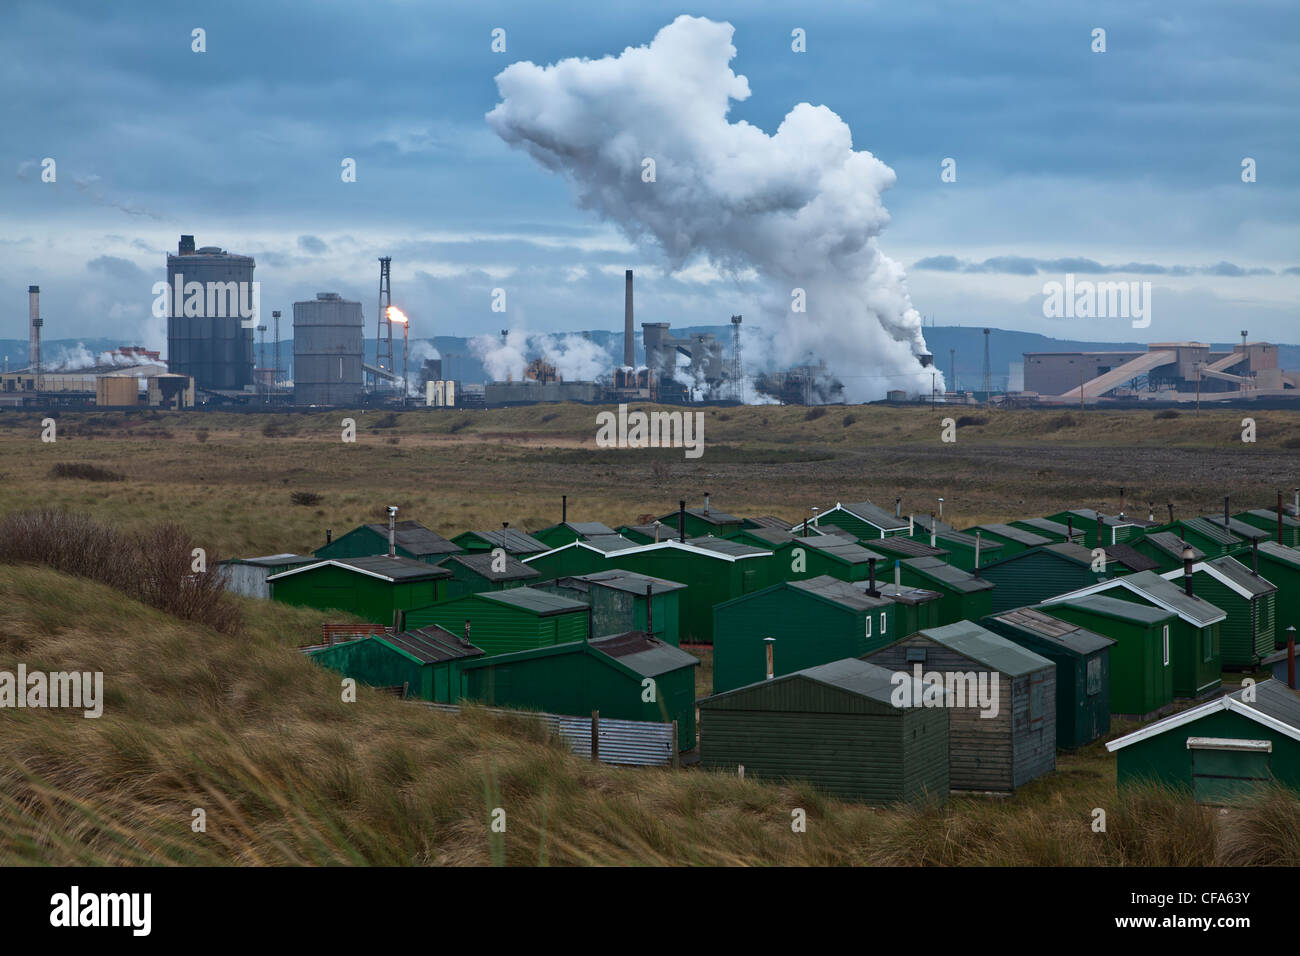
(502, 521, 510, 551)
(386, 506, 398, 557)
(1067, 516, 1074, 543)
(1148, 502, 1155, 522)
(678, 500, 686, 544)
(653, 520, 661, 543)
(1252, 537, 1259, 575)
(1096, 514, 1104, 549)
(894, 559, 901, 590)
(895, 496, 902, 519)
(562, 495, 567, 524)
(1224, 495, 1231, 531)
(1288, 626, 1296, 690)
(703, 491, 711, 515)
(326, 528, 332, 545)
(1279, 491, 1285, 544)
(973, 531, 982, 573)
(1294, 488, 1298, 517)
(909, 514, 914, 536)
(764, 637, 775, 680)
(1182, 547, 1196, 597)
(929, 512, 936, 549)
(1167, 502, 1175, 526)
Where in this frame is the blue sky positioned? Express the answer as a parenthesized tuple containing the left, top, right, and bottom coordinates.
(3, 0, 1297, 357)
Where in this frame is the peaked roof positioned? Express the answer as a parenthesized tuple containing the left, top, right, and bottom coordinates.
(1041, 592, 1176, 625)
(1044, 569, 1226, 627)
(683, 536, 771, 558)
(971, 523, 1051, 547)
(901, 556, 994, 593)
(476, 587, 589, 616)
(589, 631, 699, 676)
(789, 574, 893, 610)
(1176, 517, 1241, 547)
(1162, 556, 1277, 600)
(268, 555, 452, 583)
(912, 621, 1054, 677)
(1142, 531, 1206, 561)
(658, 506, 744, 527)
(988, 607, 1114, 655)
(1107, 679, 1300, 751)
(362, 520, 460, 556)
(831, 500, 910, 532)
(981, 541, 1093, 571)
(1063, 508, 1136, 527)
(459, 529, 549, 553)
(442, 551, 540, 582)
(703, 657, 922, 707)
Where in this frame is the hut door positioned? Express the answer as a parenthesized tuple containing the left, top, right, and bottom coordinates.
(1188, 738, 1271, 804)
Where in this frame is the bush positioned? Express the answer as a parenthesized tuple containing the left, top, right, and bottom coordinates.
(956, 415, 988, 428)
(0, 510, 241, 634)
(842, 414, 858, 427)
(540, 412, 559, 423)
(448, 419, 472, 434)
(385, 436, 400, 445)
(1047, 413, 1079, 431)
(290, 491, 323, 507)
(48, 462, 125, 482)
(1283, 437, 1300, 450)
(194, 428, 210, 443)
(804, 407, 828, 421)
(372, 412, 400, 429)
(1154, 409, 1180, 420)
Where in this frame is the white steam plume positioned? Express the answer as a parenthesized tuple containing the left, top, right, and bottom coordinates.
(471, 330, 612, 382)
(486, 15, 939, 401)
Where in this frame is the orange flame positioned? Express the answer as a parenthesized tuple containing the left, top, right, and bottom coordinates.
(386, 305, 408, 324)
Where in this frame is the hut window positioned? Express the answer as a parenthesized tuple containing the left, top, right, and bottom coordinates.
(1086, 656, 1101, 696)
(880, 612, 887, 634)
(906, 647, 926, 663)
(864, 616, 872, 638)
(1029, 674, 1045, 725)
(1162, 625, 1170, 666)
(1202, 628, 1213, 663)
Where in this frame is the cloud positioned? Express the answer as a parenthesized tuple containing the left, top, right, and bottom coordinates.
(911, 255, 1281, 277)
(86, 254, 146, 283)
(297, 235, 328, 254)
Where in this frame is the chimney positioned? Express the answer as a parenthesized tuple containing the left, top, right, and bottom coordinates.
(866, 557, 879, 598)
(908, 514, 914, 536)
(387, 507, 398, 557)
(562, 495, 567, 524)
(27, 286, 41, 384)
(645, 583, 654, 637)
(1182, 547, 1195, 596)
(1252, 537, 1259, 574)
(1096, 514, 1104, 548)
(1167, 502, 1175, 526)
(929, 512, 936, 548)
(1279, 491, 1285, 544)
(623, 270, 634, 368)
(1294, 488, 1298, 517)
(678, 500, 686, 544)
(653, 520, 661, 543)
(764, 637, 775, 680)
(1288, 626, 1296, 690)
(502, 521, 510, 551)
(464, 620, 472, 646)
(895, 496, 902, 518)
(1224, 495, 1231, 531)
(973, 531, 982, 573)
(1148, 501, 1155, 522)
(1067, 516, 1074, 543)
(326, 528, 332, 545)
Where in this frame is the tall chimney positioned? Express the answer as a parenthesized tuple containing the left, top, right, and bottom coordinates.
(678, 500, 686, 544)
(867, 557, 879, 598)
(562, 495, 567, 524)
(27, 286, 41, 386)
(1167, 502, 1175, 526)
(388, 507, 398, 557)
(1182, 547, 1195, 597)
(623, 270, 634, 368)
(764, 637, 775, 680)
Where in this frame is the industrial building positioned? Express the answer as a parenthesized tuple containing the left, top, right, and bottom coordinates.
(166, 235, 256, 393)
(293, 292, 365, 406)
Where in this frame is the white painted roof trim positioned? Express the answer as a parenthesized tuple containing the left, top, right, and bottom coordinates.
(1107, 691, 1300, 751)
(1041, 578, 1227, 626)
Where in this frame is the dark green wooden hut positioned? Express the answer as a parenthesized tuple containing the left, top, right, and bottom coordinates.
(1153, 518, 1242, 558)
(712, 575, 898, 694)
(965, 523, 1052, 558)
(978, 543, 1114, 614)
(532, 521, 619, 549)
(307, 625, 484, 702)
(405, 587, 590, 656)
(906, 518, 1005, 571)
(865, 622, 1057, 792)
(1131, 530, 1207, 573)
(1009, 517, 1086, 545)
(876, 581, 944, 636)
(897, 556, 995, 625)
(268, 556, 452, 627)
(1203, 514, 1269, 552)
(1237, 509, 1300, 547)
(699, 659, 950, 805)
(1257, 542, 1300, 647)
(314, 520, 461, 564)
(1107, 679, 1300, 800)
(437, 551, 540, 599)
(1044, 509, 1142, 548)
(656, 500, 745, 539)
(813, 500, 911, 540)
(459, 631, 700, 751)
(1162, 556, 1276, 668)
(1037, 594, 1176, 718)
(982, 607, 1114, 748)
(451, 528, 550, 556)
(536, 570, 685, 646)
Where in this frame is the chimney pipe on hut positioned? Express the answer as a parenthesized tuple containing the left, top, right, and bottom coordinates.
(1288, 626, 1296, 690)
(867, 557, 879, 598)
(764, 637, 775, 680)
(678, 500, 686, 544)
(1182, 546, 1196, 597)
(387, 506, 398, 557)
(562, 495, 567, 524)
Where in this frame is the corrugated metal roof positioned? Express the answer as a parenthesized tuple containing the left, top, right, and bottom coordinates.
(590, 631, 699, 677)
(800, 537, 886, 565)
(444, 552, 540, 582)
(902, 556, 994, 593)
(991, 608, 1114, 654)
(1048, 593, 1174, 624)
(916, 621, 1054, 676)
(747, 515, 794, 530)
(364, 521, 460, 556)
(270, 555, 451, 583)
(874, 582, 942, 605)
(478, 587, 589, 616)
(1104, 542, 1160, 572)
(935, 528, 1005, 552)
(1144, 531, 1205, 561)
(466, 529, 550, 553)
(910, 513, 953, 534)
(839, 500, 910, 531)
(579, 533, 641, 553)
(563, 521, 617, 536)
(1116, 570, 1227, 626)
(1205, 556, 1277, 597)
(745, 527, 801, 545)
(1108, 679, 1300, 752)
(659, 507, 744, 527)
(868, 536, 951, 558)
(1259, 541, 1300, 568)
(1203, 515, 1269, 541)
(790, 574, 892, 610)
(1041, 542, 1097, 566)
(385, 625, 485, 662)
(1067, 508, 1135, 528)
(794, 658, 910, 704)
(1245, 508, 1300, 529)
(226, 553, 315, 567)
(569, 569, 687, 595)
(1015, 517, 1082, 539)
(974, 523, 1051, 547)
(1179, 517, 1240, 547)
(685, 536, 770, 557)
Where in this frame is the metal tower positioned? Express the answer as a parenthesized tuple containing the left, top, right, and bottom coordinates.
(982, 328, 991, 407)
(257, 324, 268, 404)
(376, 257, 394, 387)
(730, 315, 743, 402)
(272, 310, 281, 393)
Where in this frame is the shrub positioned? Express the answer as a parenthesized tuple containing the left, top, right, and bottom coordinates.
(372, 412, 400, 429)
(1154, 409, 1180, 420)
(956, 415, 988, 428)
(1047, 413, 1079, 430)
(540, 412, 559, 423)
(651, 460, 672, 481)
(804, 407, 827, 421)
(194, 428, 210, 443)
(290, 491, 323, 507)
(448, 419, 472, 434)
(48, 463, 125, 482)
(842, 414, 858, 427)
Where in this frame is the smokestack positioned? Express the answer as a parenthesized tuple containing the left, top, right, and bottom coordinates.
(27, 286, 41, 385)
(764, 637, 775, 680)
(867, 557, 879, 598)
(1182, 546, 1195, 597)
(562, 495, 567, 524)
(678, 500, 686, 544)
(624, 269, 634, 368)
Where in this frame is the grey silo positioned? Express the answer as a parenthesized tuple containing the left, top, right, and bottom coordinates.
(166, 235, 256, 391)
(293, 292, 364, 406)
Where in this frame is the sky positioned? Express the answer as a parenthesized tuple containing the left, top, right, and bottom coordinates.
(3, 0, 1297, 364)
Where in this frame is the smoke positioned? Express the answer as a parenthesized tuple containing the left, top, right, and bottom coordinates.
(43, 343, 164, 372)
(486, 15, 940, 401)
(471, 330, 612, 382)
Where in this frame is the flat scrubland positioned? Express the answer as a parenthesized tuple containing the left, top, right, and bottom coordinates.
(1, 404, 1298, 865)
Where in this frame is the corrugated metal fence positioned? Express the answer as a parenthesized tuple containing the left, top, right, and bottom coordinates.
(416, 702, 676, 767)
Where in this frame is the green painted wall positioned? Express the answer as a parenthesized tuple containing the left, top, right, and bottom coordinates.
(1184, 572, 1274, 668)
(1116, 709, 1300, 793)
(1237, 513, 1300, 547)
(817, 510, 896, 541)
(1043, 604, 1174, 716)
(980, 550, 1103, 614)
(406, 595, 588, 656)
(1104, 590, 1222, 698)
(605, 550, 769, 644)
(271, 565, 443, 626)
(1258, 554, 1300, 646)
(896, 568, 992, 626)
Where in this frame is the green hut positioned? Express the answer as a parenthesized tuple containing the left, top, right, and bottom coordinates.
(965, 523, 1052, 558)
(436, 552, 540, 599)
(1154, 518, 1242, 558)
(405, 587, 589, 656)
(982, 607, 1114, 748)
(1044, 509, 1142, 548)
(1237, 509, 1300, 548)
(307, 625, 484, 702)
(1009, 517, 1086, 545)
(536, 570, 685, 645)
(1037, 594, 1176, 718)
(740, 530, 888, 586)
(1257, 543, 1300, 647)
(459, 631, 699, 751)
(531, 521, 619, 549)
(521, 536, 639, 580)
(1162, 556, 1276, 668)
(897, 556, 995, 625)
(1044, 569, 1225, 700)
(1203, 514, 1268, 553)
(1131, 531, 1207, 573)
(314, 521, 460, 564)
(268, 556, 452, 627)
(451, 528, 550, 556)
(699, 659, 949, 805)
(813, 500, 911, 540)
(712, 575, 897, 694)
(978, 543, 1112, 614)
(656, 500, 745, 539)
(1107, 679, 1300, 800)
(876, 581, 944, 636)
(865, 623, 1057, 792)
